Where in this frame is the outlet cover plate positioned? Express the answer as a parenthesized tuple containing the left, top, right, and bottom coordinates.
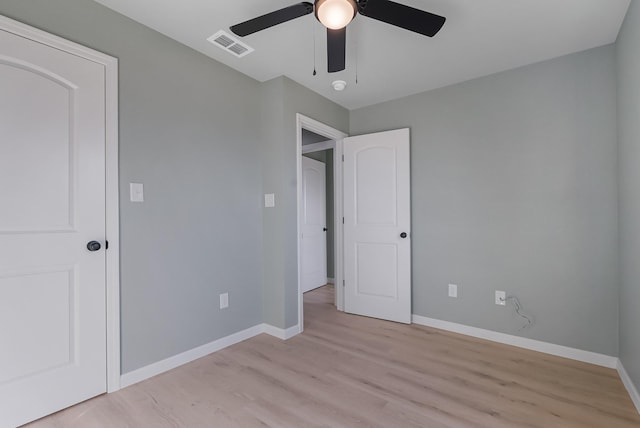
(495, 290, 506, 306)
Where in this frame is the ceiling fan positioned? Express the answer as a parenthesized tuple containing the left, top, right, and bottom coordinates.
(230, 0, 446, 73)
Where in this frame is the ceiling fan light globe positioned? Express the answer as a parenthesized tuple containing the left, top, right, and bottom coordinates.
(315, 0, 356, 30)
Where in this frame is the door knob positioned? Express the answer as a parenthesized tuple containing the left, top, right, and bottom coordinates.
(400, 232, 408, 239)
(323, 228, 328, 232)
(87, 241, 101, 252)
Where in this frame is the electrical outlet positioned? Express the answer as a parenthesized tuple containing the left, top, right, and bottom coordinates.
(448, 284, 458, 298)
(219, 292, 229, 309)
(495, 290, 506, 306)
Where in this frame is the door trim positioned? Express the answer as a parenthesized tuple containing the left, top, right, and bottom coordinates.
(302, 140, 335, 153)
(296, 114, 348, 332)
(0, 15, 121, 392)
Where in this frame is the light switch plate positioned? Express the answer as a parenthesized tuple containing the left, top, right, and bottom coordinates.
(448, 284, 458, 298)
(219, 292, 229, 309)
(264, 193, 275, 208)
(130, 183, 144, 202)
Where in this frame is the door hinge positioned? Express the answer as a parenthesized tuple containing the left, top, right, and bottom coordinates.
(342, 154, 344, 162)
(343, 280, 345, 287)
(342, 217, 344, 224)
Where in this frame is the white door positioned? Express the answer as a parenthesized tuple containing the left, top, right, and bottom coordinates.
(301, 156, 328, 293)
(0, 26, 107, 427)
(343, 128, 411, 323)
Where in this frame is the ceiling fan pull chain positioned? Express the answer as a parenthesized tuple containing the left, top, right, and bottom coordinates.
(355, 24, 358, 84)
(312, 18, 317, 76)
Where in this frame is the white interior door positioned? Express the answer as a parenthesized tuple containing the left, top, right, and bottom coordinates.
(301, 156, 328, 293)
(0, 26, 107, 427)
(343, 128, 411, 323)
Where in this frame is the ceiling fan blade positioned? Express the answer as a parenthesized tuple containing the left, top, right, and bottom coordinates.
(357, 0, 446, 37)
(230, 2, 314, 37)
(327, 28, 346, 73)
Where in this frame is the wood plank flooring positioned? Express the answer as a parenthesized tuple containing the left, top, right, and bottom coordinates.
(26, 285, 640, 427)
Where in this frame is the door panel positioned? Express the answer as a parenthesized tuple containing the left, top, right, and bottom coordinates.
(344, 129, 411, 324)
(301, 156, 328, 293)
(0, 267, 75, 384)
(0, 26, 107, 427)
(355, 147, 397, 225)
(356, 243, 398, 298)
(0, 62, 74, 231)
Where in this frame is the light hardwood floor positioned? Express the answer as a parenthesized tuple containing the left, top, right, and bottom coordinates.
(26, 285, 640, 427)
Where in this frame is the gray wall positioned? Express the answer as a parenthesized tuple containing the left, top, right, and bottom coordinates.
(260, 78, 286, 329)
(0, 0, 264, 373)
(350, 46, 619, 355)
(261, 77, 348, 328)
(2, 0, 630, 380)
(617, 0, 640, 387)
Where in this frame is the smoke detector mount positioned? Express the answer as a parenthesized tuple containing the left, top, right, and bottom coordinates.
(332, 80, 347, 91)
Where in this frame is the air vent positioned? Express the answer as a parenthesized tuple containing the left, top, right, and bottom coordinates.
(207, 30, 254, 58)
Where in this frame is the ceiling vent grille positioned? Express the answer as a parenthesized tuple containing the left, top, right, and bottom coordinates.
(207, 30, 254, 58)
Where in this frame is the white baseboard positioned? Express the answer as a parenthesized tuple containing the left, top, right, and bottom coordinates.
(411, 315, 618, 369)
(117, 315, 638, 416)
(327, 277, 335, 284)
(120, 323, 301, 388)
(262, 323, 301, 340)
(617, 360, 640, 414)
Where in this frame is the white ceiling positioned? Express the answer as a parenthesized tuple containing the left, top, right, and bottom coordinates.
(94, 0, 630, 110)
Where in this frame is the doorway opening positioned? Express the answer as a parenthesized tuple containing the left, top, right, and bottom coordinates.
(296, 114, 347, 332)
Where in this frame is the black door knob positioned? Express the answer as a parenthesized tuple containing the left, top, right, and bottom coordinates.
(400, 232, 408, 239)
(87, 241, 101, 252)
(323, 228, 328, 232)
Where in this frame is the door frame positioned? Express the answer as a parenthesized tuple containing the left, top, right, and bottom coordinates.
(0, 15, 121, 392)
(296, 114, 348, 331)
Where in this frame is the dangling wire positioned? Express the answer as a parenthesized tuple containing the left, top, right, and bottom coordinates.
(506, 296, 534, 331)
